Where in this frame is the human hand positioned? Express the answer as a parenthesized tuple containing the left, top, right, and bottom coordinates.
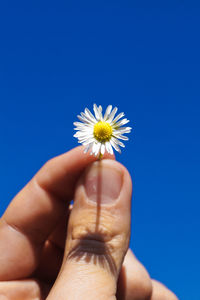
(0, 147, 178, 299)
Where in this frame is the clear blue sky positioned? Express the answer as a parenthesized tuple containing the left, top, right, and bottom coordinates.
(0, 1, 199, 299)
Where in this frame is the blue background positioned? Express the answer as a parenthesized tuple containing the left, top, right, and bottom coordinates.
(0, 1, 199, 299)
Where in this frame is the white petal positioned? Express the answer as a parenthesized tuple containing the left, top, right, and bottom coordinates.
(84, 143, 93, 153)
(112, 112, 124, 124)
(98, 105, 102, 113)
(103, 105, 112, 121)
(74, 124, 94, 131)
(107, 107, 118, 123)
(76, 135, 89, 141)
(82, 112, 97, 124)
(114, 118, 130, 127)
(80, 112, 93, 123)
(89, 142, 96, 155)
(74, 128, 92, 134)
(114, 134, 129, 141)
(77, 115, 92, 124)
(74, 128, 84, 131)
(73, 132, 86, 138)
(114, 127, 132, 134)
(110, 139, 121, 153)
(81, 139, 94, 146)
(77, 136, 94, 143)
(105, 141, 113, 154)
(73, 121, 85, 127)
(78, 137, 92, 144)
(81, 137, 95, 145)
(116, 140, 125, 147)
(74, 127, 92, 132)
(79, 134, 94, 140)
(74, 132, 93, 139)
(92, 142, 98, 154)
(73, 124, 88, 129)
(95, 142, 101, 156)
(111, 136, 125, 148)
(93, 104, 101, 121)
(84, 108, 96, 121)
(100, 144, 105, 155)
(98, 105, 103, 120)
(74, 128, 93, 135)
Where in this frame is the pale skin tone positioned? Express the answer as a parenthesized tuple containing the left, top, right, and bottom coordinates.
(0, 147, 178, 299)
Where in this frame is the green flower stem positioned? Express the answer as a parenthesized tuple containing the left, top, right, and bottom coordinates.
(98, 153, 103, 160)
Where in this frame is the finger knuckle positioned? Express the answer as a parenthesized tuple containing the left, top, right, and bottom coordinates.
(66, 219, 126, 277)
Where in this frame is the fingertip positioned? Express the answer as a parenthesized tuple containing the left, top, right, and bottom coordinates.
(76, 158, 132, 210)
(151, 280, 179, 300)
(36, 146, 115, 196)
(118, 249, 152, 300)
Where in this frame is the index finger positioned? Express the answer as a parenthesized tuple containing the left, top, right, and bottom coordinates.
(0, 146, 114, 280)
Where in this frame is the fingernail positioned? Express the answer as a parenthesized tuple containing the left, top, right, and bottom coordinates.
(84, 161, 123, 204)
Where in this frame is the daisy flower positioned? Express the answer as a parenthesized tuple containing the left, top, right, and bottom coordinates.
(73, 104, 132, 157)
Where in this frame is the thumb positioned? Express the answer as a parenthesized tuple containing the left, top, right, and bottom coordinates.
(47, 159, 132, 300)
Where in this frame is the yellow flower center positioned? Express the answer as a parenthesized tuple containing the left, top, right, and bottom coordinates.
(93, 121, 113, 142)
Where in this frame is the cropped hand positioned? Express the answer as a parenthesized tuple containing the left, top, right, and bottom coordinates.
(0, 147, 178, 299)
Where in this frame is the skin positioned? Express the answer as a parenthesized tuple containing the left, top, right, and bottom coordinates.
(0, 146, 178, 299)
